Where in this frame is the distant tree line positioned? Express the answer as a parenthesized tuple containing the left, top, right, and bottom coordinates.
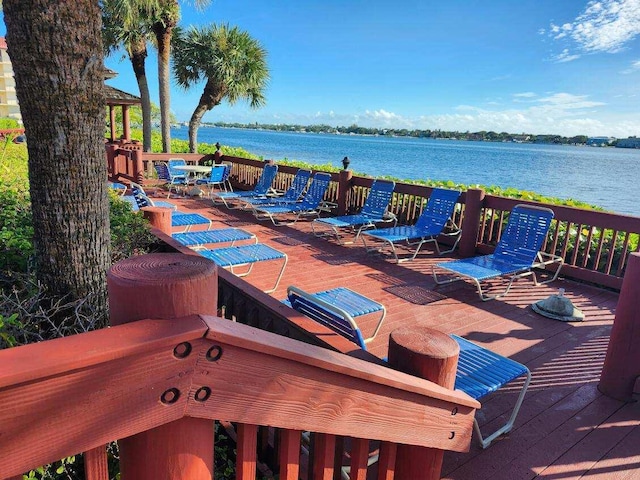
(206, 121, 590, 145)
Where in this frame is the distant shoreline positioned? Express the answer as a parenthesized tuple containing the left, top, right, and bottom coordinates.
(190, 122, 639, 149)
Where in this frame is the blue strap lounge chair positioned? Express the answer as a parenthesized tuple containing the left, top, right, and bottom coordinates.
(129, 182, 178, 210)
(242, 169, 312, 209)
(433, 204, 564, 301)
(286, 286, 530, 449)
(212, 163, 278, 208)
(199, 243, 287, 293)
(154, 162, 188, 198)
(253, 172, 332, 225)
(172, 227, 257, 249)
(361, 188, 461, 263)
(312, 179, 396, 244)
(170, 212, 212, 233)
(195, 164, 231, 197)
(284, 286, 386, 344)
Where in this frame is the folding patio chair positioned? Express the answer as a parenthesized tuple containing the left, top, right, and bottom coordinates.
(172, 227, 257, 250)
(433, 204, 564, 301)
(195, 164, 231, 197)
(312, 179, 396, 244)
(361, 188, 461, 262)
(154, 162, 188, 198)
(286, 286, 530, 449)
(252, 172, 332, 225)
(199, 243, 287, 293)
(241, 168, 311, 209)
(212, 163, 278, 208)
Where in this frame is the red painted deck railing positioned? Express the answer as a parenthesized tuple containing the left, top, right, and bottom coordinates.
(0, 253, 478, 480)
(108, 152, 640, 290)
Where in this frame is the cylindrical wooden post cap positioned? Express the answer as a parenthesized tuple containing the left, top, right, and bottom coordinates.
(388, 326, 459, 389)
(142, 206, 172, 235)
(108, 253, 218, 326)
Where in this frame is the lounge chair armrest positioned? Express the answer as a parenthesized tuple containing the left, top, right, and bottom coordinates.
(318, 201, 338, 213)
(534, 251, 564, 268)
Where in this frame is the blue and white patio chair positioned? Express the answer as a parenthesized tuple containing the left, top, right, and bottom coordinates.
(172, 227, 257, 250)
(433, 204, 564, 301)
(212, 163, 278, 209)
(154, 162, 188, 198)
(126, 183, 211, 232)
(129, 182, 178, 210)
(241, 168, 312, 209)
(312, 179, 396, 244)
(361, 188, 461, 263)
(286, 286, 530, 449)
(199, 243, 287, 293)
(253, 172, 332, 225)
(195, 164, 231, 197)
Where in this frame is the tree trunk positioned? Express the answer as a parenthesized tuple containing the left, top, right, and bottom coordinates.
(153, 22, 173, 153)
(4, 0, 110, 319)
(189, 81, 223, 153)
(188, 103, 210, 154)
(130, 39, 152, 152)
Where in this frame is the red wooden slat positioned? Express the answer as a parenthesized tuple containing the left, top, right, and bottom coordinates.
(279, 429, 301, 480)
(605, 230, 619, 275)
(312, 433, 336, 480)
(615, 231, 631, 277)
(237, 423, 258, 480)
(348, 437, 370, 480)
(377, 442, 397, 480)
(570, 223, 583, 266)
(84, 445, 109, 480)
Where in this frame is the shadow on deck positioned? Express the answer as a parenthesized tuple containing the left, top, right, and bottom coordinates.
(161, 193, 638, 480)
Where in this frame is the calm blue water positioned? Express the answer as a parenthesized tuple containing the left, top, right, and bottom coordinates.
(171, 126, 640, 217)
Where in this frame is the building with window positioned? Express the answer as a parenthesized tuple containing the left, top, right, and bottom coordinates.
(0, 37, 22, 123)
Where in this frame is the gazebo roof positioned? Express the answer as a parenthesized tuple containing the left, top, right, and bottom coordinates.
(105, 84, 141, 106)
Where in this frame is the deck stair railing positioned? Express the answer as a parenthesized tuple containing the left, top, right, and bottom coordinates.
(0, 253, 478, 480)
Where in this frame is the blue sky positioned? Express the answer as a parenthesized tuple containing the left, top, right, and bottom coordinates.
(5, 0, 640, 137)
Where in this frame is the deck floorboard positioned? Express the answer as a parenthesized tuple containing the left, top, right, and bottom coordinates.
(158, 193, 638, 479)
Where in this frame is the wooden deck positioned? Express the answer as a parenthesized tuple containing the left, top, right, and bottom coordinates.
(164, 193, 639, 480)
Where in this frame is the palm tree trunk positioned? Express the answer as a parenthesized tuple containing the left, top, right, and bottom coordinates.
(4, 0, 110, 319)
(153, 22, 173, 153)
(188, 102, 211, 153)
(130, 39, 152, 152)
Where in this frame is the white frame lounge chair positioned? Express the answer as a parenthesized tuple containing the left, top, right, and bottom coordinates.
(433, 204, 564, 301)
(361, 187, 461, 262)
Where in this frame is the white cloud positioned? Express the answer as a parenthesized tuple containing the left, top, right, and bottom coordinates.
(552, 48, 581, 63)
(514, 92, 537, 98)
(201, 93, 639, 137)
(547, 0, 640, 59)
(621, 59, 640, 73)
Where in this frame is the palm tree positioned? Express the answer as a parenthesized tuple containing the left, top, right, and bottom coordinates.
(152, 0, 210, 153)
(172, 24, 269, 153)
(4, 0, 111, 319)
(102, 0, 156, 152)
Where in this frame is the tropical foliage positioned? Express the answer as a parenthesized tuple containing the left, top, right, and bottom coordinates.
(172, 23, 269, 153)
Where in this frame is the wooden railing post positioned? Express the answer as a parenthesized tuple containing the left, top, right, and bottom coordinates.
(337, 168, 353, 216)
(458, 187, 485, 258)
(387, 326, 459, 480)
(142, 207, 173, 235)
(107, 253, 218, 480)
(132, 148, 144, 184)
(599, 252, 640, 401)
